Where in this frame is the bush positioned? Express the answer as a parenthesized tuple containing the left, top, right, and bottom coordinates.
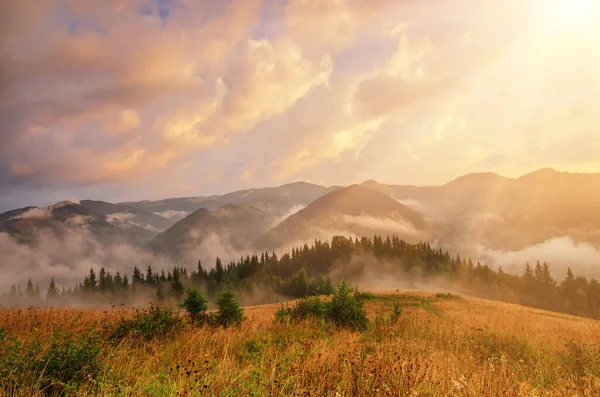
(111, 304, 185, 341)
(179, 287, 208, 324)
(275, 296, 327, 323)
(215, 291, 244, 328)
(0, 322, 103, 396)
(275, 281, 370, 331)
(435, 293, 461, 300)
(327, 281, 369, 331)
(390, 302, 403, 324)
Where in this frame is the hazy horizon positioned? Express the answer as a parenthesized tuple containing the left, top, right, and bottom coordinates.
(0, 166, 594, 212)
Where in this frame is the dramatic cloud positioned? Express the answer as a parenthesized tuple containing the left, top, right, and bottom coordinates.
(1, 0, 599, 210)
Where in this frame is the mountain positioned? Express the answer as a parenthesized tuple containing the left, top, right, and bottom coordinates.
(80, 200, 174, 233)
(0, 201, 161, 246)
(363, 168, 600, 250)
(148, 203, 278, 263)
(0, 201, 117, 244)
(121, 182, 339, 222)
(254, 185, 443, 250)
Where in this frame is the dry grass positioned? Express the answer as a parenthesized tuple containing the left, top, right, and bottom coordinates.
(2, 292, 600, 396)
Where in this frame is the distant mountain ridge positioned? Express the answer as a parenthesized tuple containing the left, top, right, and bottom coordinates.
(0, 201, 119, 245)
(253, 184, 445, 250)
(148, 203, 278, 263)
(80, 200, 174, 233)
(363, 168, 600, 250)
(120, 182, 339, 221)
(3, 169, 600, 260)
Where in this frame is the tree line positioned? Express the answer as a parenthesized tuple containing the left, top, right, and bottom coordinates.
(2, 235, 599, 318)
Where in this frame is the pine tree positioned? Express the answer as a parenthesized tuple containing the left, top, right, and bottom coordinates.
(85, 268, 97, 291)
(542, 262, 555, 285)
(534, 261, 544, 282)
(171, 268, 184, 298)
(26, 279, 36, 299)
(114, 272, 123, 289)
(46, 278, 59, 302)
(99, 267, 108, 291)
(146, 266, 154, 285)
(523, 262, 534, 282)
(215, 257, 224, 284)
(132, 266, 143, 285)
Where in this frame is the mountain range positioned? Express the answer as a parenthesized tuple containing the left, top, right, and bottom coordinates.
(363, 168, 600, 250)
(2, 168, 600, 274)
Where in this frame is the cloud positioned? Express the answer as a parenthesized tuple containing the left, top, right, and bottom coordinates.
(2, 0, 600, 209)
(477, 237, 600, 279)
(340, 214, 423, 237)
(101, 109, 141, 135)
(155, 210, 189, 220)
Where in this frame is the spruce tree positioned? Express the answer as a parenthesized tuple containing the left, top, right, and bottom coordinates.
(26, 279, 36, 299)
(46, 278, 59, 302)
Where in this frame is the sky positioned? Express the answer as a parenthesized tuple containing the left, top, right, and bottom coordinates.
(1, 0, 599, 211)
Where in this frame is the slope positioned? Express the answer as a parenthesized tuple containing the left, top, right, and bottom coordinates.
(148, 203, 277, 263)
(80, 200, 174, 233)
(254, 184, 443, 250)
(121, 182, 339, 222)
(363, 168, 600, 250)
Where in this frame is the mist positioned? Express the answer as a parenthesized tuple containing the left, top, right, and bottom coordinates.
(0, 229, 171, 294)
(325, 250, 509, 303)
(476, 236, 600, 279)
(340, 215, 424, 238)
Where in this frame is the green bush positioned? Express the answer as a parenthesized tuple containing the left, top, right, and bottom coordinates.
(327, 281, 369, 331)
(435, 292, 461, 300)
(111, 304, 186, 341)
(215, 290, 244, 328)
(275, 281, 370, 331)
(0, 322, 103, 396)
(179, 287, 208, 324)
(275, 296, 327, 323)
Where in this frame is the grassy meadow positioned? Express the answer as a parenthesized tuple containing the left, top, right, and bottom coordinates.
(2, 292, 600, 396)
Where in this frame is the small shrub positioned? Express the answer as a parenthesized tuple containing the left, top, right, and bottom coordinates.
(275, 303, 292, 323)
(274, 281, 369, 331)
(215, 291, 244, 328)
(435, 293, 461, 300)
(111, 304, 185, 341)
(390, 302, 403, 324)
(179, 287, 208, 325)
(328, 281, 369, 331)
(291, 296, 327, 321)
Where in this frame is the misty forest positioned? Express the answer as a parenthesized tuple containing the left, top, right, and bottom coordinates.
(4, 235, 599, 319)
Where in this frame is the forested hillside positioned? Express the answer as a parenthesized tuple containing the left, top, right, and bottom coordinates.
(4, 235, 599, 319)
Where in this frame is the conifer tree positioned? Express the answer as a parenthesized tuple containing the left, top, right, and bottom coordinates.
(26, 279, 36, 299)
(46, 278, 59, 302)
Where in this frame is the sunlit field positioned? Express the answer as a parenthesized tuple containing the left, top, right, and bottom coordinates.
(2, 292, 599, 396)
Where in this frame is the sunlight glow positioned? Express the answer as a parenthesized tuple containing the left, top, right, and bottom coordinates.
(549, 0, 597, 25)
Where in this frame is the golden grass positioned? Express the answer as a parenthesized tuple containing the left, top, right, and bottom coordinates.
(2, 292, 600, 396)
